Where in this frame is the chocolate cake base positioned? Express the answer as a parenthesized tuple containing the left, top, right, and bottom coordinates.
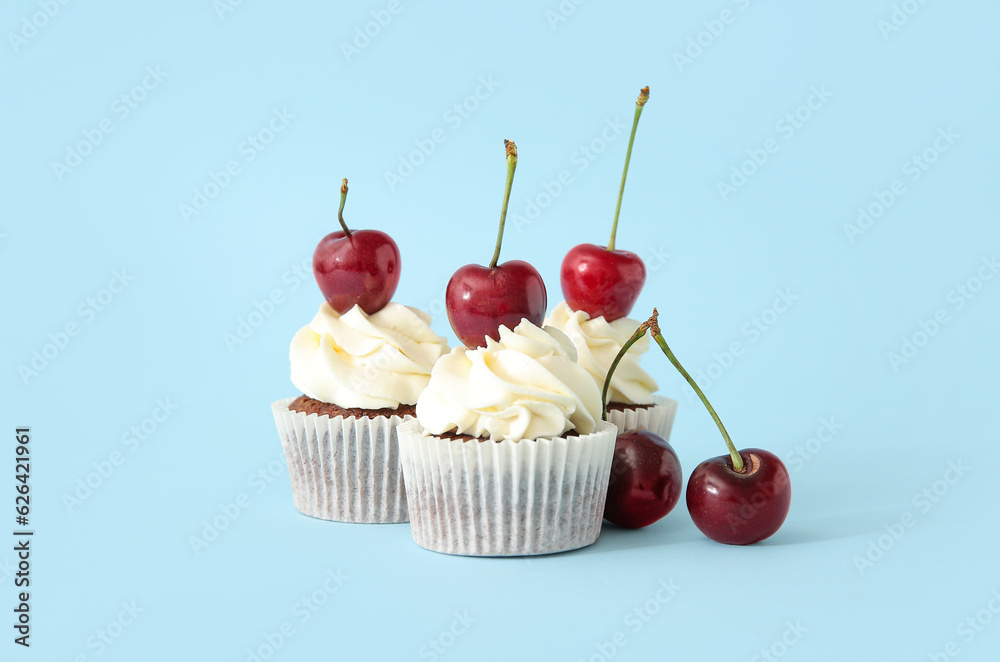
(288, 395, 416, 419)
(605, 396, 678, 442)
(435, 430, 573, 442)
(606, 401, 653, 412)
(272, 397, 409, 523)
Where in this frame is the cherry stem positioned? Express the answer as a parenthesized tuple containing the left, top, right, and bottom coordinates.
(600, 320, 650, 421)
(489, 140, 518, 269)
(646, 309, 743, 473)
(608, 86, 649, 252)
(337, 178, 351, 236)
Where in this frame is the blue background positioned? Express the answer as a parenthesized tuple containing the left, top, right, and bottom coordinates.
(3, 0, 999, 660)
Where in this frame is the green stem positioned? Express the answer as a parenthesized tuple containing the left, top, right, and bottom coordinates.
(337, 178, 351, 236)
(489, 140, 518, 269)
(600, 321, 650, 421)
(608, 86, 649, 252)
(648, 312, 743, 472)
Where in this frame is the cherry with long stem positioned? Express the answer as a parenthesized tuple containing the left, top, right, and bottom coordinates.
(445, 139, 546, 348)
(560, 87, 649, 322)
(602, 308, 744, 473)
(608, 86, 648, 252)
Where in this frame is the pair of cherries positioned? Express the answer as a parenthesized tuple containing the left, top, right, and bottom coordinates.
(310, 87, 790, 545)
(601, 310, 791, 545)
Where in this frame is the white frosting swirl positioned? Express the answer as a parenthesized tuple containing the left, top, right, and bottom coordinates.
(544, 301, 657, 405)
(416, 320, 603, 442)
(290, 302, 449, 409)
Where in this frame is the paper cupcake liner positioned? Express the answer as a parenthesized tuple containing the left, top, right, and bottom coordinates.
(606, 395, 678, 441)
(397, 420, 618, 556)
(271, 397, 410, 524)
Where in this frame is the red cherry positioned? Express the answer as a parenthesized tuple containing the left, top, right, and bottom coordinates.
(446, 260, 546, 348)
(313, 229, 400, 315)
(311, 179, 400, 315)
(561, 87, 650, 322)
(445, 140, 548, 348)
(604, 429, 682, 529)
(561, 243, 646, 321)
(686, 449, 791, 545)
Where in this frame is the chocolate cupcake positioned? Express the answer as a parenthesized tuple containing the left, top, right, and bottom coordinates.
(397, 321, 618, 556)
(544, 301, 677, 440)
(272, 302, 448, 523)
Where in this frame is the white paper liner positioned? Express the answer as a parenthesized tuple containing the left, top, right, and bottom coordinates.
(397, 420, 618, 556)
(606, 395, 678, 441)
(271, 397, 410, 524)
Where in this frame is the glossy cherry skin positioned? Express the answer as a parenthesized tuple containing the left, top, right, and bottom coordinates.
(604, 430, 682, 529)
(445, 260, 547, 348)
(313, 229, 401, 315)
(686, 448, 791, 545)
(561, 243, 646, 322)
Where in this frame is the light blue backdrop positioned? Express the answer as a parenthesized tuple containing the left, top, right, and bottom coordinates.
(3, 1, 999, 660)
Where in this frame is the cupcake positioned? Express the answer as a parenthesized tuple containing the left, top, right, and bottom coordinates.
(272, 302, 449, 523)
(397, 320, 618, 556)
(545, 300, 677, 440)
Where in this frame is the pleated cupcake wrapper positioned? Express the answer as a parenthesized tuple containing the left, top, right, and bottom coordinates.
(397, 420, 618, 557)
(271, 397, 409, 524)
(606, 395, 679, 441)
